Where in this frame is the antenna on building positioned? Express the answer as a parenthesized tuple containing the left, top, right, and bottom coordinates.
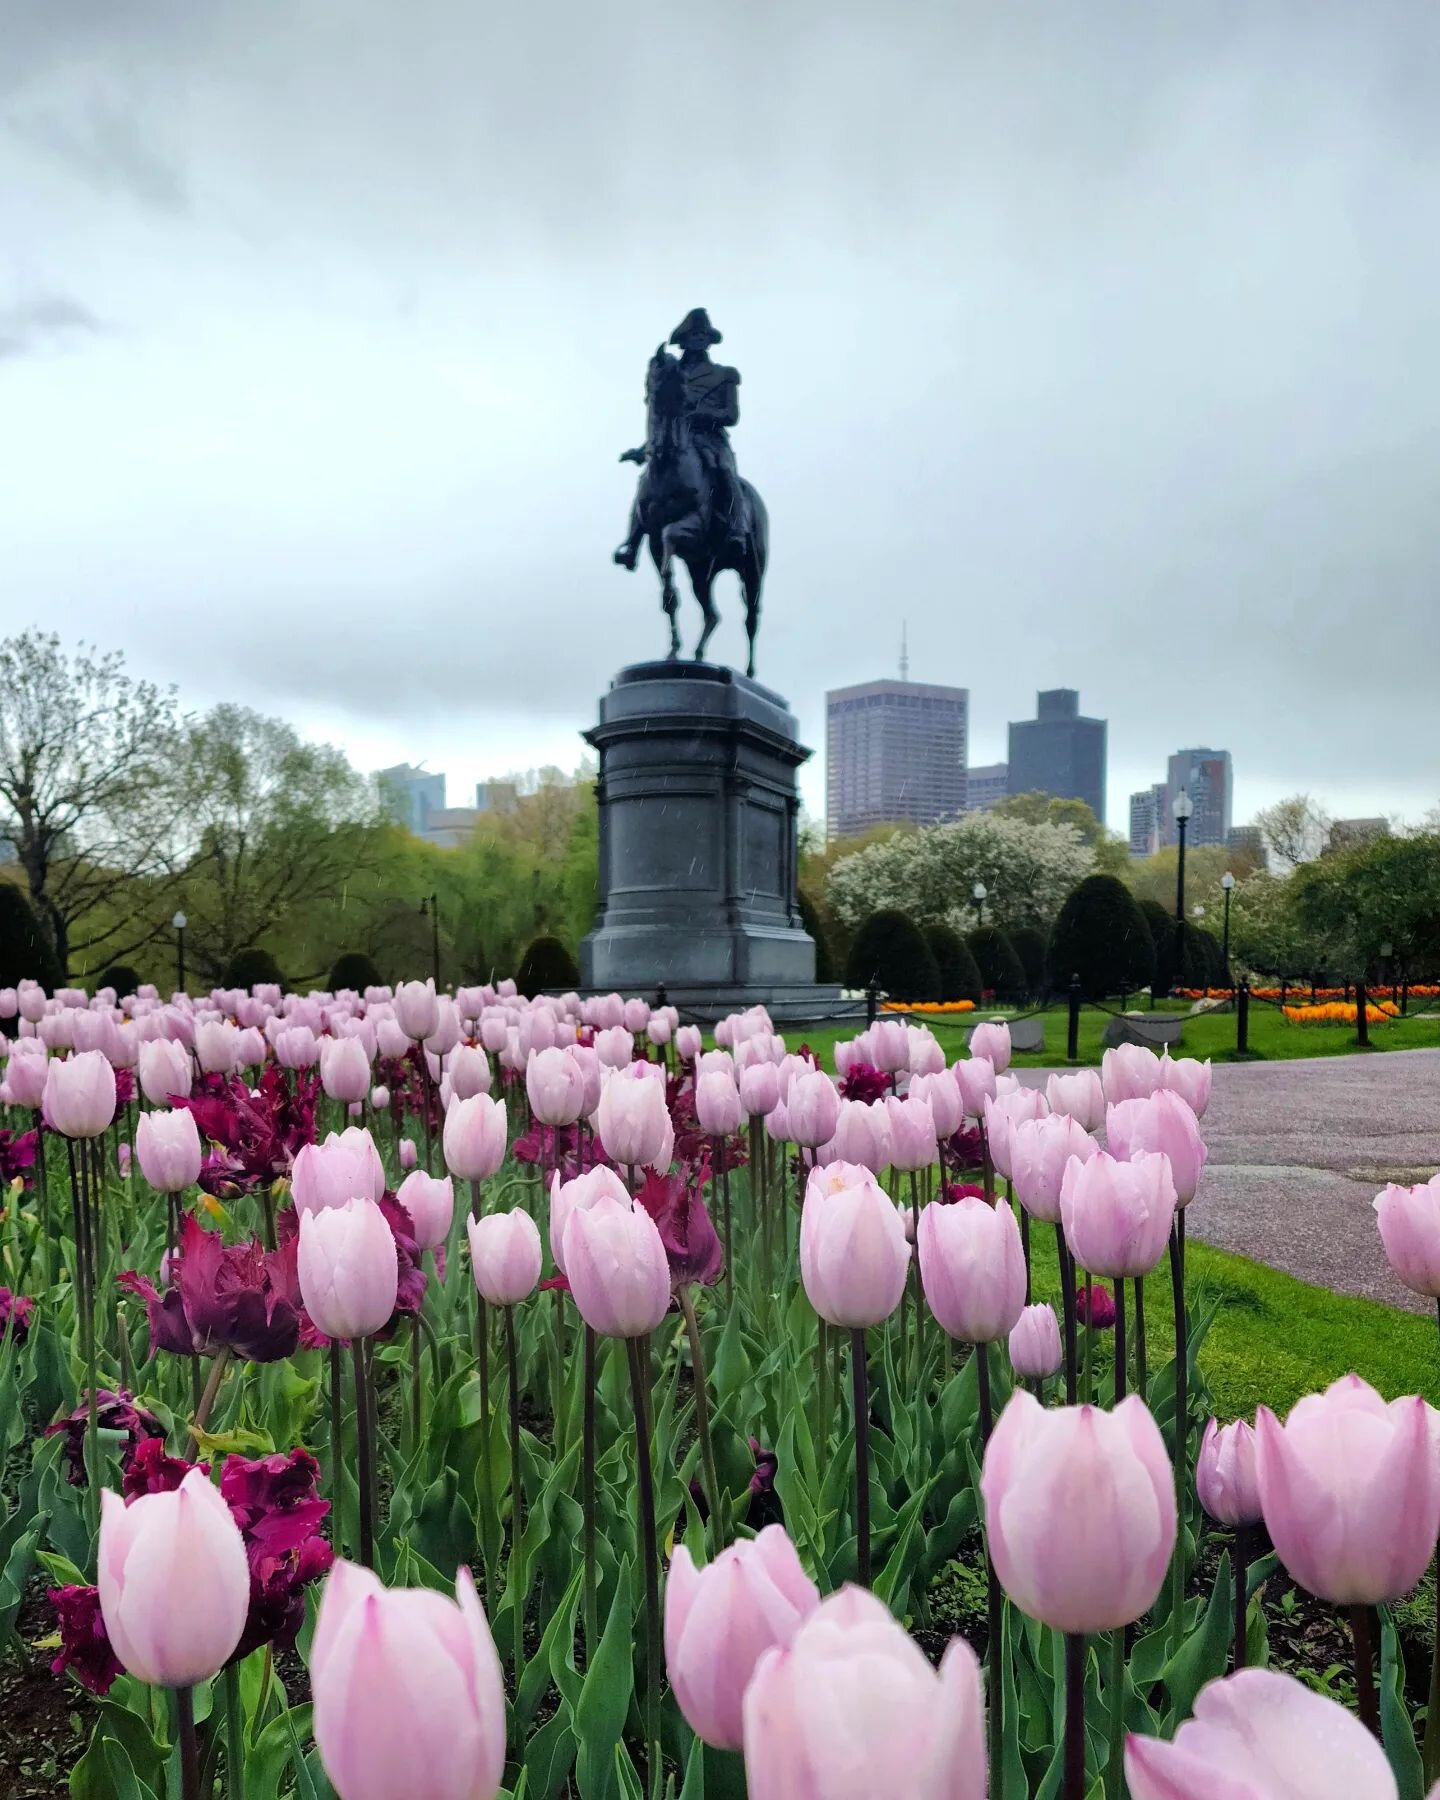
(899, 621, 909, 682)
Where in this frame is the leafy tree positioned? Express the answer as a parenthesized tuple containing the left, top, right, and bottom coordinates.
(1124, 843, 1264, 914)
(845, 909, 941, 1001)
(1255, 794, 1331, 870)
(1047, 875, 1155, 999)
(0, 632, 184, 974)
(923, 922, 983, 1003)
(1288, 832, 1440, 980)
(992, 791, 1105, 845)
(1228, 871, 1316, 980)
(967, 925, 1026, 1000)
(516, 934, 580, 996)
(0, 881, 64, 991)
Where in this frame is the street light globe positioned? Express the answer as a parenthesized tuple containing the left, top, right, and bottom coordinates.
(1192, 903, 1205, 918)
(972, 881, 988, 902)
(172, 911, 187, 931)
(1172, 788, 1194, 823)
(1221, 871, 1235, 891)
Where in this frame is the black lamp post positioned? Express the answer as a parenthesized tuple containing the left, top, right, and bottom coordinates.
(1221, 871, 1235, 984)
(972, 880, 987, 928)
(1172, 789, 1193, 921)
(419, 893, 440, 987)
(172, 910, 187, 995)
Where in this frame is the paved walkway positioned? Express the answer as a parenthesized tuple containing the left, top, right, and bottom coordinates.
(1024, 1050, 1440, 1308)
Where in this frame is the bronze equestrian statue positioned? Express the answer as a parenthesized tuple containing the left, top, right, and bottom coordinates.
(613, 308, 769, 678)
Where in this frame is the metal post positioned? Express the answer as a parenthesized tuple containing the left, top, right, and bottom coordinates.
(1236, 981, 1249, 1056)
(176, 925, 186, 995)
(430, 892, 440, 988)
(1067, 975, 1081, 1061)
(1355, 979, 1370, 1048)
(1174, 816, 1188, 921)
(866, 980, 879, 1027)
(1222, 885, 1232, 983)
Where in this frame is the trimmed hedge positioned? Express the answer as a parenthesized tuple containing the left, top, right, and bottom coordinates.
(845, 908, 941, 1002)
(1047, 875, 1156, 1000)
(0, 884, 63, 992)
(1008, 925, 1048, 999)
(516, 935, 580, 997)
(328, 951, 383, 994)
(967, 925, 1026, 1002)
(221, 947, 285, 992)
(923, 922, 983, 1004)
(796, 889, 836, 985)
(1138, 898, 1177, 994)
(94, 964, 142, 999)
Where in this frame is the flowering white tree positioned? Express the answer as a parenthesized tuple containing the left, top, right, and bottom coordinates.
(826, 813, 1094, 935)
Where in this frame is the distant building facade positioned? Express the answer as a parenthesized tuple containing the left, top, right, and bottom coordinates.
(1006, 690, 1107, 823)
(1129, 786, 1166, 857)
(1324, 817, 1390, 856)
(825, 679, 969, 838)
(376, 763, 445, 836)
(1161, 749, 1232, 848)
(1226, 824, 1264, 860)
(965, 762, 1009, 813)
(475, 780, 519, 815)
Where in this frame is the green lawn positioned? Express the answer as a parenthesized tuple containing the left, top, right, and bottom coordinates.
(786, 1000, 1440, 1073)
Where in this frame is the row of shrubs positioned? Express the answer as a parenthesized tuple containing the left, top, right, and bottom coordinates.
(847, 875, 1231, 1004)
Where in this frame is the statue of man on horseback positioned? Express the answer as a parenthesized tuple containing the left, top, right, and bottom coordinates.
(613, 308, 769, 678)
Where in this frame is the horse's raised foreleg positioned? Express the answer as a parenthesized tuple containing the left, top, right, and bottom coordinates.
(654, 535, 681, 659)
(691, 564, 720, 665)
(742, 560, 763, 679)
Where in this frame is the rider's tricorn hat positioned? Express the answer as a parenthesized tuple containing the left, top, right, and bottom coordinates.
(670, 307, 722, 349)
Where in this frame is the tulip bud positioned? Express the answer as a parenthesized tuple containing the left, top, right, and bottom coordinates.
(135, 1107, 203, 1194)
(395, 1169, 455, 1251)
(1196, 1418, 1263, 1526)
(1106, 1090, 1207, 1206)
(1009, 1112, 1099, 1224)
(393, 980, 440, 1043)
(274, 1025, 320, 1070)
(953, 1056, 996, 1120)
(969, 1020, 1011, 1072)
(1157, 1051, 1212, 1120)
(311, 1559, 506, 1800)
(623, 997, 651, 1033)
(1060, 1148, 1176, 1279)
(695, 1071, 744, 1138)
(918, 1195, 1027, 1343)
(665, 1526, 820, 1750)
(982, 1087, 1048, 1180)
(320, 1036, 372, 1105)
(43, 1050, 116, 1139)
(742, 1586, 985, 1800)
(548, 1165, 629, 1275)
(981, 1392, 1176, 1632)
(738, 1060, 781, 1119)
(292, 1127, 386, 1215)
(194, 1020, 240, 1076)
(1101, 1042, 1163, 1105)
(298, 1198, 399, 1339)
(787, 1070, 840, 1150)
(424, 997, 463, 1058)
(467, 1208, 542, 1306)
(883, 1093, 937, 1172)
(826, 1098, 891, 1174)
(1374, 1174, 1440, 1299)
(676, 1024, 702, 1063)
(447, 1042, 492, 1101)
(1008, 1302, 1063, 1379)
(98, 1469, 250, 1686)
(442, 1094, 508, 1183)
(526, 1046, 587, 1127)
(4, 1042, 49, 1108)
(800, 1162, 910, 1329)
(595, 1066, 671, 1170)
(594, 1025, 634, 1070)
(1045, 1069, 1105, 1132)
(563, 1190, 671, 1338)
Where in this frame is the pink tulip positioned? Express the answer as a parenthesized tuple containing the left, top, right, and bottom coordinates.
(395, 1169, 455, 1251)
(909, 1069, 962, 1141)
(393, 980, 440, 1043)
(43, 1051, 116, 1138)
(446, 1043, 491, 1101)
(1125, 1667, 1397, 1800)
(954, 1056, 996, 1120)
(298, 1198, 399, 1339)
(18, 982, 46, 1024)
(800, 1162, 910, 1328)
(311, 1559, 506, 1800)
(982, 1392, 1176, 1632)
(594, 1025, 634, 1069)
(562, 1190, 671, 1337)
(906, 1026, 946, 1076)
(918, 1195, 1027, 1343)
(1255, 1375, 1440, 1604)
(1008, 1303, 1063, 1379)
(442, 1094, 508, 1183)
(982, 1086, 1048, 1180)
(135, 1107, 203, 1193)
(1061, 1148, 1176, 1278)
(827, 1099, 891, 1174)
(868, 1019, 910, 1074)
(765, 1098, 790, 1143)
(4, 1042, 49, 1108)
(425, 998, 463, 1057)
(738, 1061, 781, 1119)
(1157, 1052, 1212, 1120)
(274, 1025, 320, 1070)
(595, 1066, 670, 1170)
(787, 1070, 841, 1150)
(884, 1093, 938, 1172)
(743, 1585, 985, 1800)
(320, 1036, 372, 1104)
(695, 1070, 745, 1138)
(467, 1208, 542, 1306)
(1101, 1042, 1163, 1104)
(0, 988, 14, 1018)
(1009, 1112, 1099, 1224)
(646, 1015, 673, 1048)
(98, 1469, 250, 1686)
(698, 1048, 736, 1082)
(1045, 1068, 1105, 1132)
(292, 1127, 386, 1214)
(525, 1046, 586, 1127)
(375, 1017, 411, 1062)
(1107, 1090, 1207, 1206)
(676, 1025, 702, 1062)
(969, 1020, 1011, 1072)
(623, 997, 651, 1033)
(1197, 1419, 1263, 1527)
(549, 1165, 631, 1275)
(1374, 1174, 1440, 1298)
(398, 1138, 418, 1170)
(194, 1020, 240, 1076)
(665, 1525, 820, 1750)
(235, 1026, 267, 1069)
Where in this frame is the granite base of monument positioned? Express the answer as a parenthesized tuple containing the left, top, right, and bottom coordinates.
(579, 662, 843, 1021)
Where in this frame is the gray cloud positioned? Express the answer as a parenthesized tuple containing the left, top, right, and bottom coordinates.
(0, 292, 103, 360)
(0, 0, 1437, 824)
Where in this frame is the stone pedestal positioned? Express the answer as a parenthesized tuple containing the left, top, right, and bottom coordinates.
(580, 662, 827, 1011)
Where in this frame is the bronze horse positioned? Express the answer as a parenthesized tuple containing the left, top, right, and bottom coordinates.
(614, 346, 769, 678)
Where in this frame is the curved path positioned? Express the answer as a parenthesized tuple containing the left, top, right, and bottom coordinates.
(1029, 1049, 1440, 1308)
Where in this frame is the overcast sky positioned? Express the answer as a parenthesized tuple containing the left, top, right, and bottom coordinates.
(3, 0, 1437, 831)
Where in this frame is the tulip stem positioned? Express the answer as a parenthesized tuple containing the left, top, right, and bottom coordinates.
(851, 1327, 871, 1587)
(975, 1343, 1004, 1799)
(1017, 1190, 1031, 1305)
(1064, 1634, 1086, 1800)
(176, 1685, 200, 1800)
(352, 1337, 375, 1568)
(260, 1185, 276, 1251)
(626, 1333, 663, 1799)
(328, 1340, 345, 1556)
(1105, 1627, 1125, 1800)
(410, 1312, 424, 1458)
(1083, 1274, 1094, 1406)
(1233, 1525, 1250, 1671)
(1133, 1278, 1147, 1405)
(225, 1662, 247, 1800)
(582, 1324, 598, 1660)
(1054, 1222, 1078, 1405)
(1426, 1552, 1440, 1785)
(1113, 1280, 1127, 1405)
(678, 1285, 724, 1550)
(185, 1345, 231, 1460)
(1168, 1224, 1188, 1653)
(505, 1304, 525, 1692)
(1350, 1604, 1379, 1737)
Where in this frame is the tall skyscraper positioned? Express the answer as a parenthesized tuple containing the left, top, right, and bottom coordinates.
(1163, 749, 1232, 848)
(825, 679, 969, 838)
(1006, 690, 1107, 823)
(965, 762, 1009, 812)
(1128, 789, 1157, 856)
(375, 763, 446, 835)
